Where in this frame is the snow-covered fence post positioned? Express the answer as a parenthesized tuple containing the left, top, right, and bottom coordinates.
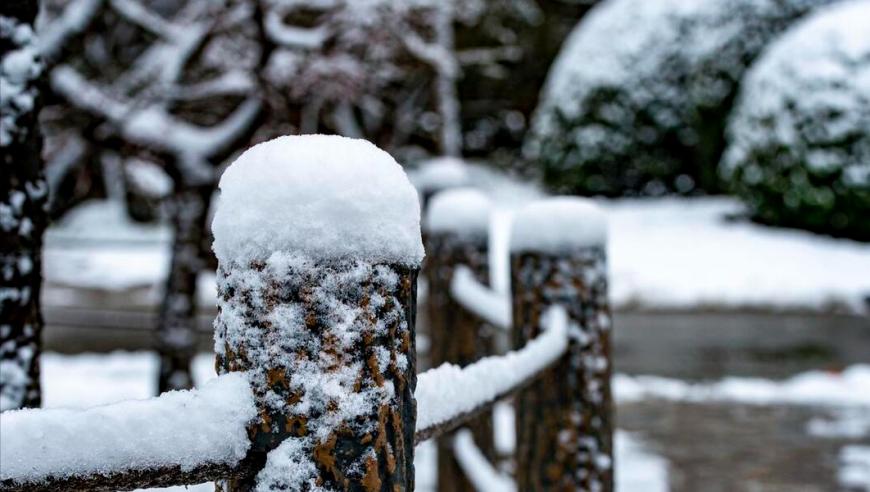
(412, 157, 471, 213)
(509, 198, 613, 492)
(211, 135, 424, 490)
(424, 189, 495, 491)
(0, 0, 48, 412)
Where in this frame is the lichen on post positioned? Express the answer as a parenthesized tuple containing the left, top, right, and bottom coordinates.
(423, 188, 495, 492)
(211, 135, 424, 491)
(509, 198, 613, 492)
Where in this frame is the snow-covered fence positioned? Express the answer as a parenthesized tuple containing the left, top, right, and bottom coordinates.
(0, 374, 260, 491)
(0, 137, 612, 491)
(421, 193, 614, 491)
(0, 135, 426, 491)
(423, 189, 497, 490)
(511, 199, 613, 491)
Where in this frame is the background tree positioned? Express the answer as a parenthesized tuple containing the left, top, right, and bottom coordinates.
(0, 0, 48, 411)
(39, 0, 267, 392)
(457, 0, 598, 163)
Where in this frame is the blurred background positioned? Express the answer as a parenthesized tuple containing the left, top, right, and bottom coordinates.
(12, 0, 870, 489)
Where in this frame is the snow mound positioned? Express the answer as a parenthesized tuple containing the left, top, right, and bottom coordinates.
(510, 198, 607, 254)
(0, 373, 256, 484)
(425, 188, 492, 237)
(212, 135, 424, 266)
(528, 0, 834, 196)
(720, 0, 870, 240)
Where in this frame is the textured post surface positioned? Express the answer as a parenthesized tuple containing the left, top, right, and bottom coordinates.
(0, 0, 48, 412)
(210, 135, 424, 491)
(215, 258, 418, 491)
(510, 199, 613, 492)
(424, 188, 495, 492)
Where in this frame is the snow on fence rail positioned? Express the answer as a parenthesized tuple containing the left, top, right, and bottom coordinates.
(0, 374, 257, 491)
(0, 138, 613, 492)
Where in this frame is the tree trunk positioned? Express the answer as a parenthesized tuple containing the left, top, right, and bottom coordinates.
(156, 184, 212, 393)
(0, 0, 48, 412)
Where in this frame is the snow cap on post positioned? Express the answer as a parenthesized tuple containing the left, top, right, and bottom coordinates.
(425, 188, 493, 238)
(411, 156, 471, 195)
(212, 135, 424, 266)
(510, 197, 607, 254)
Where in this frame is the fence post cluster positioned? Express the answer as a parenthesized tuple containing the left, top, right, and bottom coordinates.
(424, 188, 496, 491)
(211, 135, 424, 491)
(510, 198, 613, 491)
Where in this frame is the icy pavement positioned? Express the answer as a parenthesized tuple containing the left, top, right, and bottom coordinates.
(42, 197, 870, 314)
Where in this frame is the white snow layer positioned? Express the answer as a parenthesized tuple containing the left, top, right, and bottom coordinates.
(409, 156, 471, 193)
(453, 430, 516, 492)
(41, 196, 870, 313)
(721, 0, 870, 183)
(415, 306, 568, 432)
(212, 135, 424, 266)
(616, 365, 870, 407)
(510, 197, 607, 253)
(0, 373, 256, 484)
(450, 265, 512, 330)
(425, 188, 493, 237)
(605, 198, 870, 313)
(839, 445, 870, 491)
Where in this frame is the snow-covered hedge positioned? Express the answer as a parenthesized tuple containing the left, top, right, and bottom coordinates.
(720, 0, 870, 240)
(527, 0, 834, 197)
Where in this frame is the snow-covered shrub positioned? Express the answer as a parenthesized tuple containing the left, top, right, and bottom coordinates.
(721, 0, 870, 240)
(527, 0, 834, 196)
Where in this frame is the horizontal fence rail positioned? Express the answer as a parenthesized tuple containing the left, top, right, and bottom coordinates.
(450, 265, 512, 331)
(0, 374, 257, 492)
(414, 306, 568, 443)
(453, 430, 516, 492)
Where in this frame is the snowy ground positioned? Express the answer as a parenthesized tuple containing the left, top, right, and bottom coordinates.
(33, 351, 870, 491)
(37, 351, 670, 492)
(42, 197, 870, 314)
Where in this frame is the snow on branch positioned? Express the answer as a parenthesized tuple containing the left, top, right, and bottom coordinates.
(0, 373, 257, 491)
(450, 265, 511, 331)
(37, 0, 103, 63)
(415, 306, 569, 442)
(453, 430, 517, 492)
(50, 65, 262, 183)
(264, 8, 329, 49)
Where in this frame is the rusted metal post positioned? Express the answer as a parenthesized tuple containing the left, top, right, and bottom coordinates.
(211, 135, 423, 491)
(510, 198, 613, 492)
(424, 189, 495, 492)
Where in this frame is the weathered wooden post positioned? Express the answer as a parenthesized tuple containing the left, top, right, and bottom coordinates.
(424, 189, 495, 491)
(510, 198, 613, 492)
(211, 135, 424, 491)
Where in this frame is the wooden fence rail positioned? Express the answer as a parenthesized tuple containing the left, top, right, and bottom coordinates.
(0, 142, 612, 492)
